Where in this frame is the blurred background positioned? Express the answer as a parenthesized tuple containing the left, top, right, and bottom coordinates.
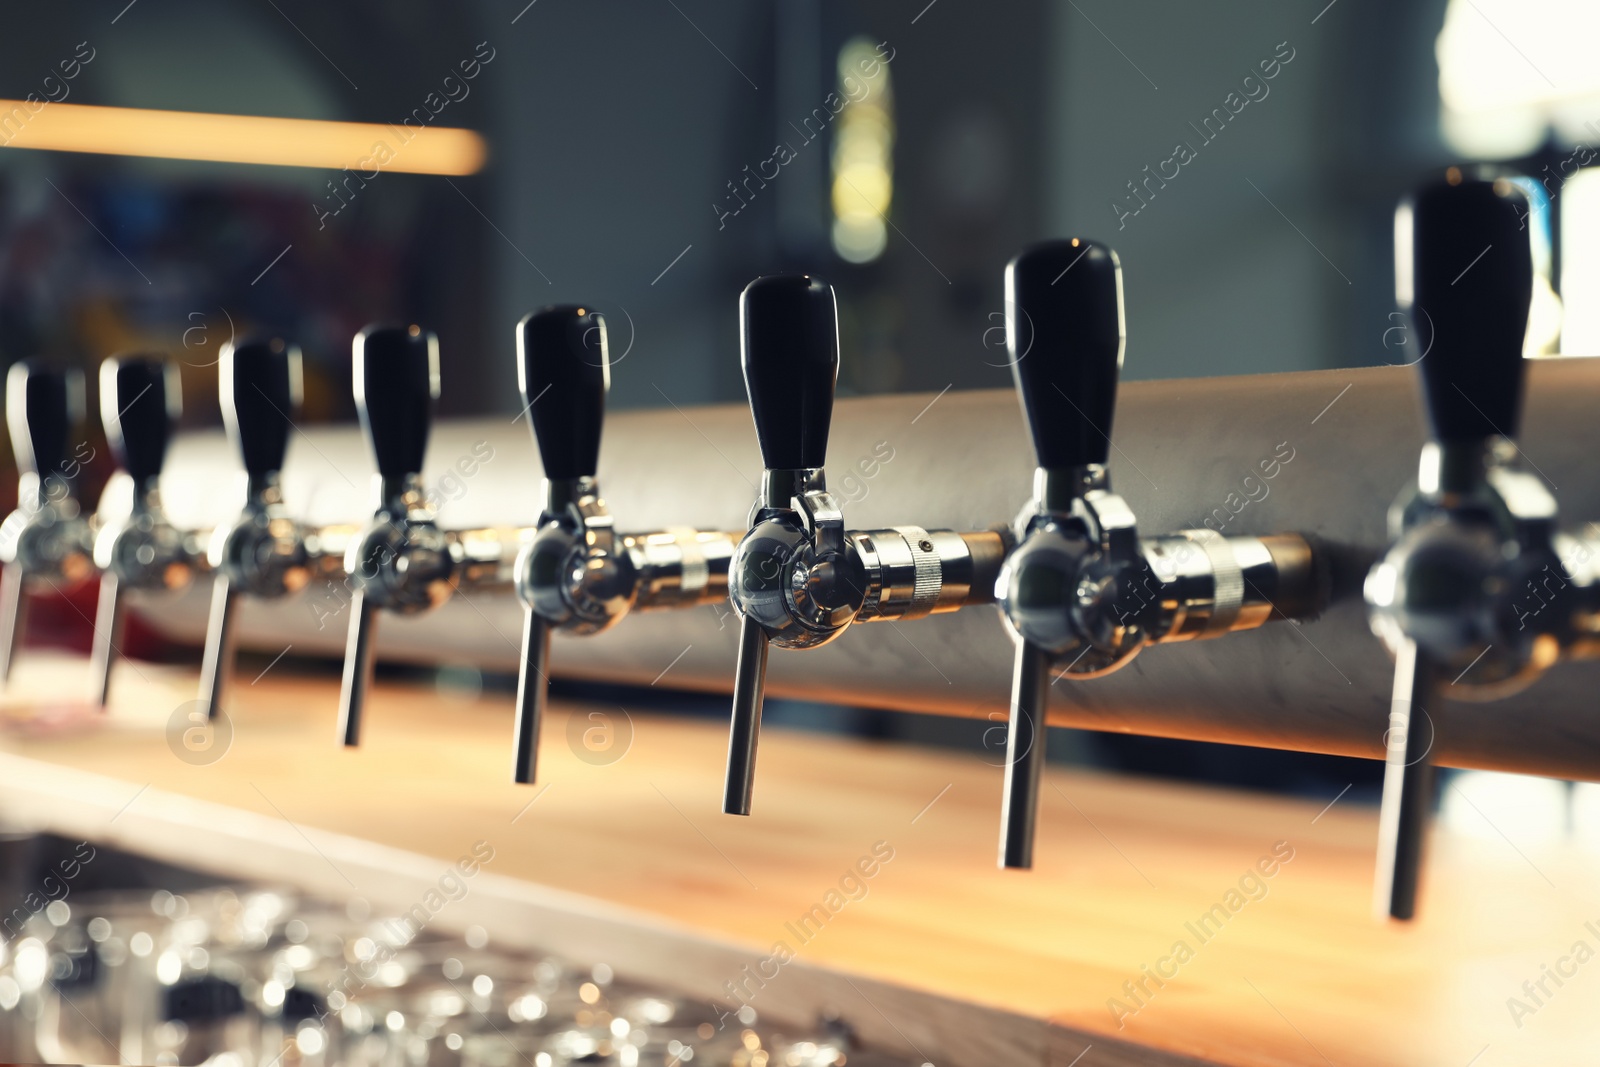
(13, 0, 1591, 427)
(1, 0, 1596, 801)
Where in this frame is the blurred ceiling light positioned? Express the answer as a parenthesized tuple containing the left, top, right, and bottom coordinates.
(831, 36, 894, 264)
(1508, 175, 1564, 357)
(1437, 0, 1600, 157)
(1559, 168, 1600, 354)
(0, 100, 487, 175)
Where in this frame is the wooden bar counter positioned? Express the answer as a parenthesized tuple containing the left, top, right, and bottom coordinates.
(1, 652, 1596, 1066)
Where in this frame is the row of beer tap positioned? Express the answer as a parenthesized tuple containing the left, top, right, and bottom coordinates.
(2, 168, 1598, 922)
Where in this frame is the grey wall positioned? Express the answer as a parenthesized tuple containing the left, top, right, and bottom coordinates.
(482, 0, 1055, 410)
(483, 1, 761, 415)
(0, 1, 1456, 432)
(1045, 0, 1451, 381)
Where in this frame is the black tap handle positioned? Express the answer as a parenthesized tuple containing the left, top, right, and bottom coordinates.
(518, 306, 608, 481)
(99, 356, 180, 486)
(1400, 169, 1534, 444)
(7, 360, 84, 481)
(221, 337, 303, 480)
(1005, 239, 1124, 470)
(353, 324, 438, 482)
(740, 274, 839, 471)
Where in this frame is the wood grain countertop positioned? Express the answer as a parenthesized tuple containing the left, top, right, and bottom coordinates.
(1, 652, 1596, 1066)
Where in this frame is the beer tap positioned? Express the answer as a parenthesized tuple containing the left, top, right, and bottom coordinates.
(0, 361, 95, 683)
(723, 275, 1012, 815)
(994, 239, 1324, 868)
(91, 356, 198, 706)
(336, 324, 456, 746)
(197, 338, 311, 721)
(511, 305, 740, 783)
(1365, 169, 1600, 920)
(512, 305, 613, 784)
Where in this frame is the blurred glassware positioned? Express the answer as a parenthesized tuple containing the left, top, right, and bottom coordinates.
(2, 877, 897, 1067)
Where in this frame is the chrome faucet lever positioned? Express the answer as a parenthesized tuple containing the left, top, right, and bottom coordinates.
(336, 324, 455, 746)
(724, 275, 850, 816)
(996, 241, 1144, 869)
(90, 356, 196, 706)
(1363, 168, 1600, 920)
(0, 361, 94, 683)
(512, 305, 623, 784)
(197, 338, 311, 721)
(723, 275, 1014, 815)
(512, 306, 743, 783)
(995, 239, 1326, 868)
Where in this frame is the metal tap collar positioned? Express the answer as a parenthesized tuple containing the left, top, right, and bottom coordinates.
(544, 475, 601, 516)
(1033, 464, 1110, 514)
(760, 467, 825, 512)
